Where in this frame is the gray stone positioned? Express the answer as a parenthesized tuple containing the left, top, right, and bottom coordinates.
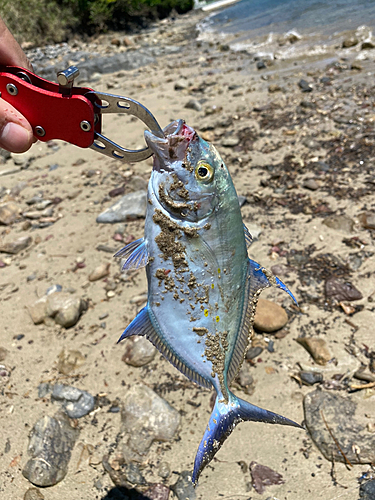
(304, 390, 375, 464)
(45, 284, 62, 295)
(342, 37, 358, 48)
(22, 412, 79, 487)
(96, 190, 146, 223)
(171, 470, 196, 500)
(158, 461, 171, 479)
(0, 235, 32, 254)
(121, 384, 180, 457)
(127, 175, 148, 192)
(238, 195, 247, 207)
(221, 135, 240, 147)
(174, 79, 188, 90)
(302, 179, 319, 191)
(299, 371, 323, 386)
(28, 297, 48, 325)
(46, 292, 86, 328)
(298, 79, 313, 92)
(359, 479, 375, 500)
(51, 384, 95, 418)
(144, 483, 170, 500)
(185, 99, 202, 112)
(323, 215, 354, 233)
(24, 487, 44, 500)
(121, 336, 157, 367)
(256, 60, 266, 70)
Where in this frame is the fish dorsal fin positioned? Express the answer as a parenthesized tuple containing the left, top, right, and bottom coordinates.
(114, 237, 148, 271)
(227, 259, 297, 384)
(118, 305, 212, 390)
(243, 224, 253, 249)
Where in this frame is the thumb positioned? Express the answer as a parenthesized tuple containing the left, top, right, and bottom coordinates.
(0, 98, 33, 153)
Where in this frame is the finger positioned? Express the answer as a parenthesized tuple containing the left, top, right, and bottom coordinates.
(0, 18, 33, 71)
(0, 98, 33, 153)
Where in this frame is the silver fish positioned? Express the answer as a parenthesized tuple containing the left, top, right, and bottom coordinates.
(115, 120, 302, 484)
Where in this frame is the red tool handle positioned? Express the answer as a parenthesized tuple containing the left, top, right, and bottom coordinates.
(0, 66, 100, 148)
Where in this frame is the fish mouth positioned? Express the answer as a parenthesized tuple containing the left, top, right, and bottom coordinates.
(145, 120, 196, 172)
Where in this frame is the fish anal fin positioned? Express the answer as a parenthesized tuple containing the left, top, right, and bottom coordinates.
(117, 306, 150, 342)
(192, 392, 302, 485)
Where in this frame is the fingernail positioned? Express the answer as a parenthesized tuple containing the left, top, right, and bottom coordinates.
(0, 122, 33, 153)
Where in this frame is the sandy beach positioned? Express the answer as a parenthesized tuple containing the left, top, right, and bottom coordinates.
(0, 8, 374, 500)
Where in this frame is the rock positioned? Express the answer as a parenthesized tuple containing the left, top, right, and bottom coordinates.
(46, 284, 62, 295)
(360, 480, 375, 499)
(157, 461, 171, 479)
(0, 364, 11, 385)
(296, 337, 332, 365)
(144, 483, 170, 500)
(51, 384, 95, 418)
(254, 298, 288, 333)
(174, 79, 188, 90)
(22, 412, 79, 486)
(46, 292, 86, 328)
(121, 337, 157, 367)
(246, 346, 263, 360)
(0, 346, 8, 361)
(256, 60, 266, 70)
(299, 371, 323, 386)
(361, 39, 375, 49)
(0, 202, 21, 225)
(24, 487, 44, 500)
(238, 195, 247, 207)
(57, 349, 86, 375)
(237, 364, 255, 395)
(221, 135, 240, 147)
(171, 471, 196, 500)
(351, 61, 362, 71)
(121, 384, 180, 456)
(96, 190, 146, 223)
(359, 212, 375, 230)
(0, 235, 32, 254)
(28, 297, 48, 325)
(325, 276, 363, 302)
(268, 84, 282, 93)
(108, 186, 125, 198)
(127, 175, 148, 192)
(249, 461, 284, 494)
(323, 215, 354, 232)
(123, 462, 146, 485)
(342, 37, 358, 48)
(88, 262, 110, 281)
(298, 79, 313, 92)
(184, 99, 202, 112)
(303, 389, 375, 464)
(302, 179, 319, 191)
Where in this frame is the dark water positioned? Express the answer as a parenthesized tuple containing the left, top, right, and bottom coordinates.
(202, 0, 375, 39)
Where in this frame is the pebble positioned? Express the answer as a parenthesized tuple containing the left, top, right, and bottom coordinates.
(302, 179, 319, 191)
(246, 346, 263, 360)
(24, 488, 44, 500)
(325, 276, 362, 302)
(299, 371, 323, 386)
(127, 175, 148, 192)
(57, 349, 86, 375)
(256, 60, 266, 70)
(121, 336, 157, 367)
(0, 202, 21, 225)
(221, 135, 240, 147)
(28, 296, 48, 325)
(0, 235, 32, 254)
(250, 461, 284, 494)
(51, 384, 95, 418)
(45, 292, 87, 328)
(237, 364, 255, 395)
(360, 480, 375, 500)
(342, 37, 358, 48)
(89, 262, 110, 281)
(96, 190, 147, 223)
(0, 364, 11, 385)
(144, 483, 170, 500)
(322, 214, 354, 232)
(174, 79, 188, 90)
(296, 337, 332, 365)
(303, 389, 375, 464)
(268, 84, 282, 93)
(361, 39, 375, 49)
(298, 79, 313, 92)
(171, 471, 196, 500)
(359, 212, 375, 230)
(254, 298, 288, 333)
(157, 461, 171, 479)
(185, 99, 202, 111)
(121, 384, 180, 456)
(22, 412, 79, 486)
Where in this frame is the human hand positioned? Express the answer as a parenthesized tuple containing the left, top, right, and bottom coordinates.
(0, 18, 34, 153)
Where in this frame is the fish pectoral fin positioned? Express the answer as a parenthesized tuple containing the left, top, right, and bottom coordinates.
(243, 223, 253, 249)
(248, 258, 298, 305)
(117, 306, 151, 342)
(114, 237, 148, 272)
(192, 393, 302, 485)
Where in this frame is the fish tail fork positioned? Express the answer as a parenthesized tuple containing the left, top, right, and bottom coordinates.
(192, 393, 302, 485)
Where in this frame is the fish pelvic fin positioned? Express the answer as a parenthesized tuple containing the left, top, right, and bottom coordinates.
(114, 237, 148, 272)
(192, 392, 302, 485)
(117, 306, 149, 342)
(249, 259, 298, 305)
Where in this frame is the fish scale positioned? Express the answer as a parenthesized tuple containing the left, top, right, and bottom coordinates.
(116, 119, 303, 485)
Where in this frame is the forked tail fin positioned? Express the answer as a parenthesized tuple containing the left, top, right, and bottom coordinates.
(192, 392, 302, 485)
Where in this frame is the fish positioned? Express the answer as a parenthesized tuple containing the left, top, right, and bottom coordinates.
(115, 120, 302, 485)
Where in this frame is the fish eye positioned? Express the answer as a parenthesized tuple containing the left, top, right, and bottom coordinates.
(195, 161, 214, 182)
